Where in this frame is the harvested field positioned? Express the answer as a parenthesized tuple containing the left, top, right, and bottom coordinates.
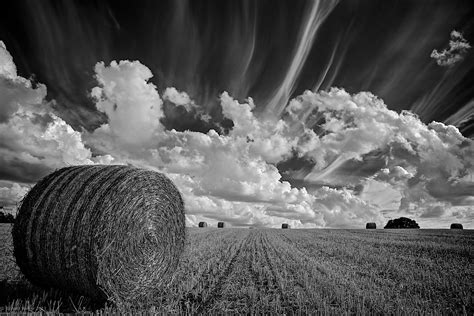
(1, 224, 473, 314)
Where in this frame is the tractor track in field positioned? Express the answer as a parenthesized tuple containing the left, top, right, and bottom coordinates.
(279, 232, 365, 272)
(259, 231, 303, 311)
(245, 231, 261, 289)
(191, 232, 250, 314)
(250, 231, 283, 297)
(265, 231, 327, 308)
(278, 233, 332, 279)
(277, 232, 378, 312)
(259, 232, 284, 296)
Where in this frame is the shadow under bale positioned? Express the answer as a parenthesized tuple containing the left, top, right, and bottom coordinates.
(12, 165, 185, 306)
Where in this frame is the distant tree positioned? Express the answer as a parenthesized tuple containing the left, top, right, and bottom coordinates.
(0, 211, 15, 223)
(384, 217, 419, 229)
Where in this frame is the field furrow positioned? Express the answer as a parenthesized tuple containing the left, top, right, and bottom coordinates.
(1, 225, 472, 314)
(194, 230, 249, 313)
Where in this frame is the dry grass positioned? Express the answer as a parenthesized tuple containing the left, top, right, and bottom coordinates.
(1, 226, 472, 314)
(11, 165, 185, 306)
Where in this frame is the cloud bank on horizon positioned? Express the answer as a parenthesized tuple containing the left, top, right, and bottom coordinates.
(0, 39, 473, 228)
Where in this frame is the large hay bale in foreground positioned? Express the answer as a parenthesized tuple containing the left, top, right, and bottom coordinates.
(450, 223, 463, 229)
(366, 222, 376, 229)
(12, 165, 185, 304)
(217, 222, 225, 228)
(198, 221, 207, 227)
(282, 223, 290, 229)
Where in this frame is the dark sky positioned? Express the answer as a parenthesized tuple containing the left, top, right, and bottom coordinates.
(1, 0, 473, 136)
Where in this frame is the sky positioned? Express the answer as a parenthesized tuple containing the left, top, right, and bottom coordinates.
(0, 0, 473, 228)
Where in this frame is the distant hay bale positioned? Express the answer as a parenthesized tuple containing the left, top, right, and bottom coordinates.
(366, 222, 376, 229)
(198, 221, 207, 228)
(282, 223, 290, 229)
(217, 222, 225, 228)
(450, 223, 463, 229)
(12, 165, 185, 304)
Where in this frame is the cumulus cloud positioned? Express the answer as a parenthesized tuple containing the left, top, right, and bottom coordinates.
(430, 30, 471, 67)
(0, 42, 47, 123)
(85, 61, 386, 227)
(0, 181, 30, 207)
(175, 175, 382, 228)
(91, 60, 163, 147)
(285, 88, 474, 222)
(162, 87, 211, 124)
(2, 41, 472, 228)
(0, 42, 107, 186)
(85, 60, 473, 227)
(0, 41, 16, 79)
(163, 87, 192, 109)
(377, 166, 414, 183)
(420, 205, 445, 218)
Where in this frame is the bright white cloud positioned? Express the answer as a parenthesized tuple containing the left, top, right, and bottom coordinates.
(162, 87, 211, 123)
(0, 42, 104, 184)
(0, 41, 17, 79)
(91, 60, 163, 147)
(220, 92, 297, 163)
(0, 181, 30, 207)
(430, 30, 471, 67)
(86, 61, 473, 228)
(163, 87, 192, 108)
(0, 41, 47, 123)
(1, 41, 472, 228)
(85, 62, 388, 228)
(285, 88, 474, 224)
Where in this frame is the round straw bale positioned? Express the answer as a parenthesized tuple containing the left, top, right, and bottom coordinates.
(366, 222, 376, 229)
(281, 223, 290, 229)
(217, 222, 225, 228)
(198, 221, 207, 228)
(12, 165, 185, 304)
(450, 223, 463, 229)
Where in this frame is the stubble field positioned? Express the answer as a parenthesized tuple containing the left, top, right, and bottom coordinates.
(1, 223, 473, 314)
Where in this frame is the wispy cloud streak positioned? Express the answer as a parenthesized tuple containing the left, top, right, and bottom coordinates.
(265, 0, 339, 116)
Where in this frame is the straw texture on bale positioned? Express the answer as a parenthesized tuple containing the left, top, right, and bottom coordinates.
(217, 222, 225, 228)
(12, 165, 185, 304)
(198, 222, 207, 228)
(366, 222, 376, 229)
(282, 223, 290, 229)
(450, 223, 463, 229)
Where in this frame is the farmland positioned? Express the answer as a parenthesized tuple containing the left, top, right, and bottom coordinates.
(1, 224, 473, 314)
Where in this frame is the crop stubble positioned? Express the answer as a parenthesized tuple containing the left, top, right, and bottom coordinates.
(1, 225, 472, 314)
